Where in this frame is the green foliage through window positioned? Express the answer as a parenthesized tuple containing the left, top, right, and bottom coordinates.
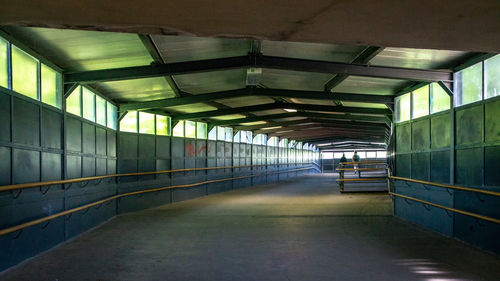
(185, 120, 196, 138)
(455, 62, 482, 106)
(431, 83, 450, 113)
(95, 95, 106, 126)
(120, 111, 138, 133)
(66, 86, 81, 116)
(0, 38, 8, 88)
(412, 85, 429, 118)
(12, 46, 38, 100)
(107, 103, 117, 130)
(486, 55, 500, 99)
(139, 112, 155, 134)
(196, 122, 207, 139)
(396, 93, 410, 122)
(173, 120, 184, 137)
(156, 115, 170, 136)
(40, 64, 61, 108)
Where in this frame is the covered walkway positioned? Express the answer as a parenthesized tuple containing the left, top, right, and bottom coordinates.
(2, 175, 499, 281)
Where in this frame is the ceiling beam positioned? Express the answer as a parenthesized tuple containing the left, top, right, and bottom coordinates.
(171, 102, 391, 121)
(120, 87, 394, 111)
(210, 113, 389, 129)
(65, 54, 453, 84)
(324, 46, 384, 91)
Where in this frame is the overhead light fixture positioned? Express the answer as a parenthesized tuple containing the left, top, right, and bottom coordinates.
(284, 108, 297, 112)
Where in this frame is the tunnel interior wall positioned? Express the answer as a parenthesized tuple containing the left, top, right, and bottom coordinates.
(393, 96, 500, 254)
(0, 88, 320, 272)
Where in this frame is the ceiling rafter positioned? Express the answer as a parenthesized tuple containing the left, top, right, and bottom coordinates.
(120, 87, 393, 111)
(171, 102, 390, 122)
(64, 54, 453, 84)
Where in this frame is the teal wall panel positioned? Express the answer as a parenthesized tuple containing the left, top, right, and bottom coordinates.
(430, 150, 450, 183)
(485, 99, 500, 143)
(431, 113, 450, 149)
(456, 105, 482, 146)
(412, 119, 429, 151)
(411, 152, 429, 181)
(456, 148, 482, 186)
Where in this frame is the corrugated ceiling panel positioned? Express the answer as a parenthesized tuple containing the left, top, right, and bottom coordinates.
(262, 40, 365, 62)
(165, 103, 218, 114)
(91, 77, 175, 102)
(370, 47, 468, 69)
(252, 109, 287, 116)
(217, 96, 275, 107)
(174, 69, 246, 94)
(210, 114, 247, 120)
(333, 76, 407, 95)
(341, 101, 388, 109)
(260, 69, 332, 91)
(3, 27, 152, 71)
(151, 35, 251, 63)
(286, 98, 336, 106)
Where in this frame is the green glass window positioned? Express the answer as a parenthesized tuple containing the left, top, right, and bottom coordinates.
(240, 131, 246, 143)
(196, 122, 207, 139)
(455, 62, 482, 106)
(120, 111, 137, 133)
(82, 87, 95, 121)
(0, 38, 8, 88)
(208, 127, 217, 140)
(107, 103, 117, 130)
(217, 126, 225, 141)
(225, 127, 233, 142)
(12, 46, 38, 99)
(40, 64, 61, 108)
(412, 85, 429, 119)
(431, 83, 450, 113)
(66, 86, 81, 116)
(173, 120, 184, 137)
(139, 112, 155, 134)
(485, 55, 500, 99)
(156, 115, 170, 136)
(185, 120, 196, 138)
(246, 131, 253, 143)
(396, 93, 410, 122)
(95, 95, 106, 126)
(233, 131, 241, 143)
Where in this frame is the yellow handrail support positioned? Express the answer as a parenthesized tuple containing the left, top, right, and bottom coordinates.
(390, 192, 500, 224)
(0, 166, 318, 236)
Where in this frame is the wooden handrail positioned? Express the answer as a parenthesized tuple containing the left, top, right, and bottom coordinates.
(0, 162, 315, 193)
(389, 176, 500, 198)
(0, 166, 319, 237)
(390, 192, 500, 224)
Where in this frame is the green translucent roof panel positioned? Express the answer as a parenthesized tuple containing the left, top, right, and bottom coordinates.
(210, 114, 247, 121)
(151, 35, 251, 63)
(334, 76, 407, 95)
(173, 69, 246, 94)
(260, 69, 331, 91)
(3, 27, 152, 71)
(92, 77, 176, 102)
(166, 103, 218, 113)
(217, 96, 275, 107)
(286, 98, 336, 106)
(371, 47, 468, 69)
(341, 101, 388, 109)
(262, 41, 365, 63)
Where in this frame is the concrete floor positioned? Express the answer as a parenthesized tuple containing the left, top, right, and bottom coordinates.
(2, 174, 500, 281)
